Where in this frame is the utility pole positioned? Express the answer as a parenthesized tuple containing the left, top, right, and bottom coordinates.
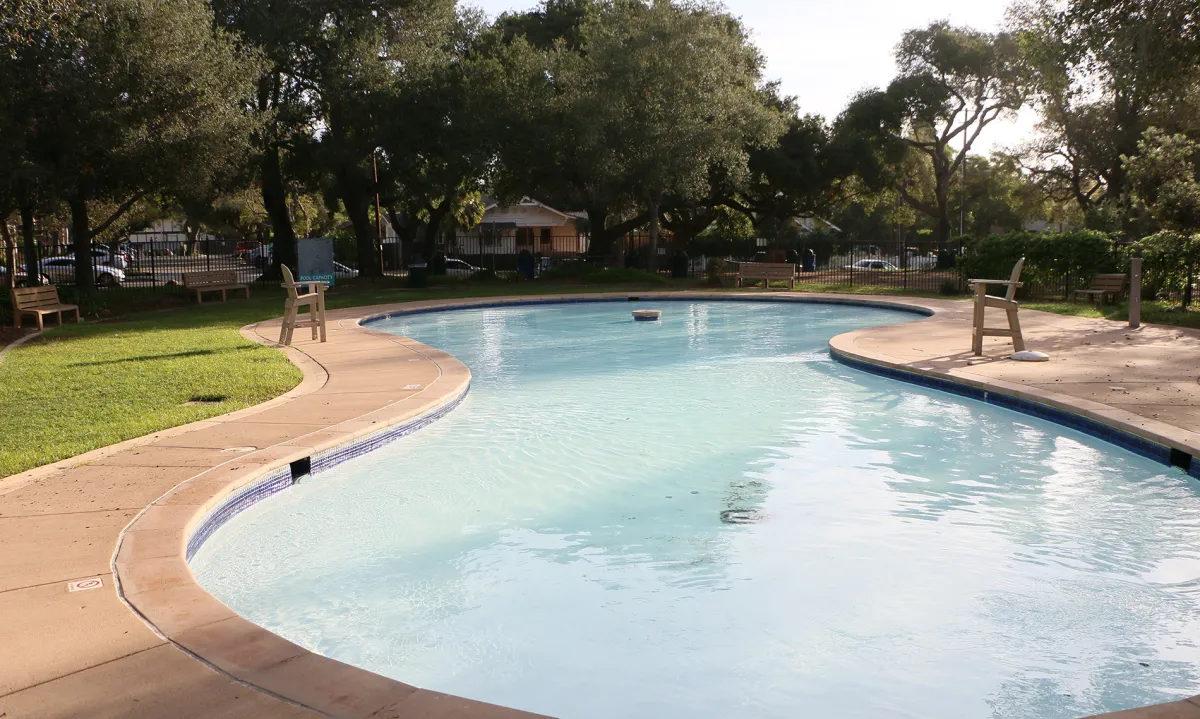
(372, 151, 385, 276)
(960, 134, 966, 239)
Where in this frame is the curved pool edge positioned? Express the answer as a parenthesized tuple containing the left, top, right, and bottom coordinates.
(828, 325, 1200, 475)
(89, 292, 1199, 719)
(109, 314, 556, 719)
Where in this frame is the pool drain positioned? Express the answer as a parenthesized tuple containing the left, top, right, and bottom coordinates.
(720, 509, 763, 524)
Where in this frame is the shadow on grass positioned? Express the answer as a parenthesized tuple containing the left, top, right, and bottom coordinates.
(67, 344, 259, 367)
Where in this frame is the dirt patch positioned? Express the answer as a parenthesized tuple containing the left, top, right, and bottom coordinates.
(0, 327, 36, 350)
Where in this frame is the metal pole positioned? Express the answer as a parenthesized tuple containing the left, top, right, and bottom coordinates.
(1129, 258, 1142, 329)
(373, 152, 384, 276)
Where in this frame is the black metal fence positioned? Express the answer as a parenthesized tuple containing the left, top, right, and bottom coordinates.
(4, 231, 277, 292)
(0, 227, 1130, 302)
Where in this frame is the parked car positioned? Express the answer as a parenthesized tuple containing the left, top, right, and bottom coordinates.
(843, 259, 899, 271)
(38, 256, 126, 287)
(235, 240, 262, 259)
(0, 265, 50, 287)
(245, 244, 273, 268)
(89, 245, 129, 269)
(444, 258, 481, 277)
(333, 262, 358, 280)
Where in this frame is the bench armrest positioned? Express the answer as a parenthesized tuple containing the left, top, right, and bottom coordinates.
(968, 279, 1023, 287)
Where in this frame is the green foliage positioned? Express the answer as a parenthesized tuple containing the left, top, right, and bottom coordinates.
(1132, 231, 1200, 306)
(837, 21, 1028, 243)
(538, 262, 596, 281)
(1125, 128, 1200, 234)
(1, 0, 262, 289)
(958, 230, 1121, 290)
(1012, 0, 1200, 218)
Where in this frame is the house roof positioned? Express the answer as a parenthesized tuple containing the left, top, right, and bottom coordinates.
(482, 197, 576, 221)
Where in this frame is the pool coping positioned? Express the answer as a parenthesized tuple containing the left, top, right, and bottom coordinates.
(6, 291, 1200, 718)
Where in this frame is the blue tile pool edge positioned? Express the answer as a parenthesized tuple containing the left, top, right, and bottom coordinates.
(357, 292, 936, 327)
(830, 346, 1200, 481)
(184, 382, 470, 562)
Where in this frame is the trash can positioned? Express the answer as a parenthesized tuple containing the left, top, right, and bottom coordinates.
(671, 250, 689, 279)
(408, 256, 428, 288)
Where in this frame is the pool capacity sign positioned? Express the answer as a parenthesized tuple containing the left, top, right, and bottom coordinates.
(298, 237, 336, 287)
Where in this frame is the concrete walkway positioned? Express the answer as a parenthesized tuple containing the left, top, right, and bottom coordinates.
(1, 292, 1199, 719)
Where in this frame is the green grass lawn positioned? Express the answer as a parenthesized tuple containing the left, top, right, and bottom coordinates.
(2, 276, 1194, 478)
(0, 278, 697, 478)
(1022, 299, 1200, 329)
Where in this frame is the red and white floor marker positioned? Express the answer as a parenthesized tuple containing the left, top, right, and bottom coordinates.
(68, 577, 103, 592)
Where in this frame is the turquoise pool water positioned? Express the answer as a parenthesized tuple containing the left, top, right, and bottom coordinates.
(192, 301, 1200, 719)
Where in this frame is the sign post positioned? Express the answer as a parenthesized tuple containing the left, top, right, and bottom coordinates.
(1129, 257, 1141, 329)
(297, 237, 335, 287)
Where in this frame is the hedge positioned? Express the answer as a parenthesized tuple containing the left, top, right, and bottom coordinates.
(958, 231, 1122, 297)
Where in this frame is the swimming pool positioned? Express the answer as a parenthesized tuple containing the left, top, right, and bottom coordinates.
(191, 300, 1200, 719)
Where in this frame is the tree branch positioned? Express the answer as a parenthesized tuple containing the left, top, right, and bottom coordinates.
(89, 191, 148, 241)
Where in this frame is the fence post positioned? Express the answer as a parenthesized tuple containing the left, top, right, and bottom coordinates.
(1129, 257, 1141, 329)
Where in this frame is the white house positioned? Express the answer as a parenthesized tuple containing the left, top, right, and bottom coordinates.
(124, 220, 221, 247)
(453, 198, 588, 256)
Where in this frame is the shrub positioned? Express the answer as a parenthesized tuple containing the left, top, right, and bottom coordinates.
(581, 268, 669, 284)
(538, 260, 596, 280)
(958, 230, 1121, 296)
(1132, 231, 1200, 306)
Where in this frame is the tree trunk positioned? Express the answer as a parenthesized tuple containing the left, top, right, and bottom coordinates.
(933, 194, 952, 245)
(343, 186, 380, 278)
(421, 202, 451, 259)
(647, 196, 661, 274)
(584, 205, 613, 261)
(1, 217, 14, 289)
(262, 143, 298, 277)
(68, 194, 95, 291)
(184, 219, 201, 257)
(19, 204, 39, 287)
(385, 206, 417, 266)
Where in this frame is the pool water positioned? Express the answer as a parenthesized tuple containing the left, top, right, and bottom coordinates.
(192, 301, 1200, 719)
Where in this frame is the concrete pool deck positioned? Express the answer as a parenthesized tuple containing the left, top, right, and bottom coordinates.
(1, 291, 1199, 719)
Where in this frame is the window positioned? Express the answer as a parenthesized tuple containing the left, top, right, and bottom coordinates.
(540, 228, 552, 245)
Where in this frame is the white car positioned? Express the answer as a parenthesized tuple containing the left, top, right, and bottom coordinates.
(38, 256, 126, 287)
(444, 258, 481, 277)
(333, 262, 358, 279)
(89, 246, 129, 269)
(843, 259, 899, 271)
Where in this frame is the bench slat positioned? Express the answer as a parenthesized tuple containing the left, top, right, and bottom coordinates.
(182, 271, 243, 289)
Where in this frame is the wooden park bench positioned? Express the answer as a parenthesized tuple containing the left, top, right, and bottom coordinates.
(182, 270, 250, 304)
(736, 262, 796, 290)
(1072, 273, 1127, 304)
(11, 285, 81, 330)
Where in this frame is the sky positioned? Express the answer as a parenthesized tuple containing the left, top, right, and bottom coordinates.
(468, 0, 1039, 153)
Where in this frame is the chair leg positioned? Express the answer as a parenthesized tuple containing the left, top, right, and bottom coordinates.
(1008, 309, 1026, 352)
(278, 306, 293, 345)
(36, 313, 44, 331)
(318, 299, 327, 342)
(971, 286, 986, 356)
(310, 305, 318, 340)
